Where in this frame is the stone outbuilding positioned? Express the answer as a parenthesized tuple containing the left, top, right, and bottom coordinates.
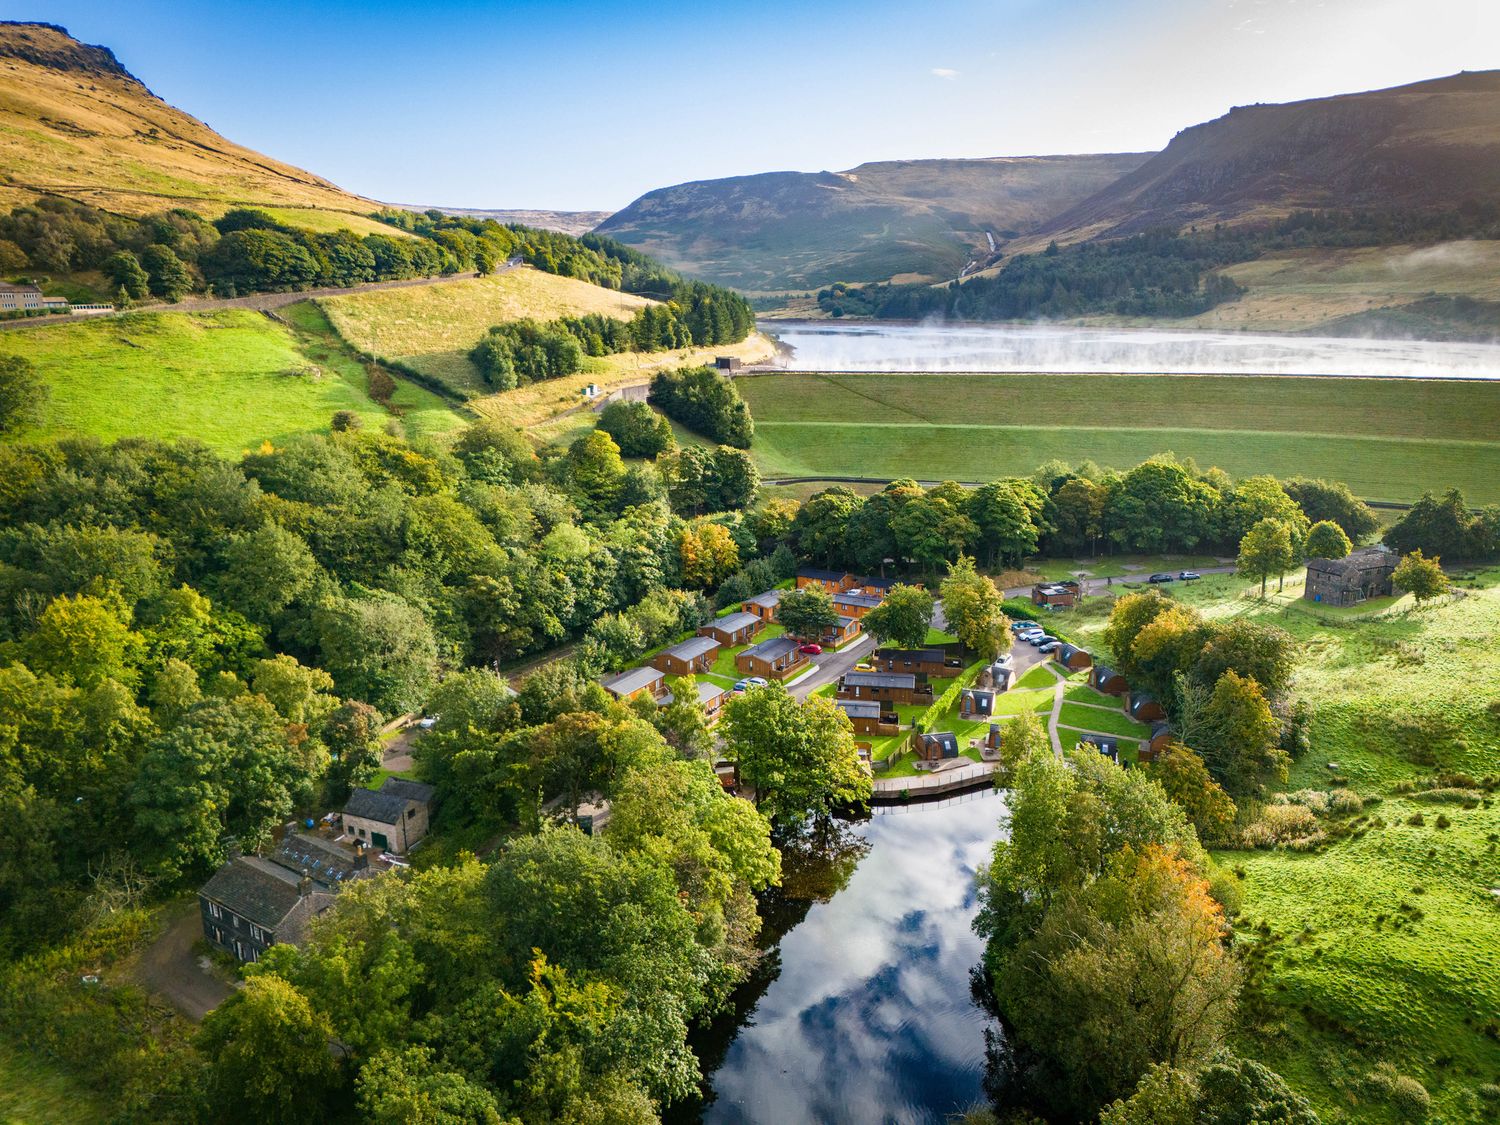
(342, 777, 436, 855)
(1304, 545, 1398, 607)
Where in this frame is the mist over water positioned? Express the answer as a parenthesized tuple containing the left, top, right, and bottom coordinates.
(764, 321, 1500, 379)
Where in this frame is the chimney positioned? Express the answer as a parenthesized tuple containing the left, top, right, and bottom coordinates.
(298, 869, 313, 897)
(225, 838, 242, 861)
(353, 843, 368, 871)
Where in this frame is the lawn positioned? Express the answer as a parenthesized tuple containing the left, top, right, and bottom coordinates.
(708, 624, 786, 680)
(1056, 701, 1150, 738)
(737, 372, 1500, 503)
(0, 1041, 106, 1124)
(0, 306, 463, 454)
(1014, 664, 1061, 690)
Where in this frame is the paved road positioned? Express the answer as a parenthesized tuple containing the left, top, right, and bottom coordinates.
(787, 631, 876, 700)
(1000, 563, 1237, 599)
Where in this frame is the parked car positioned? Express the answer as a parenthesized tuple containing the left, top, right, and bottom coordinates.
(1038, 640, 1061, 653)
(746, 677, 769, 687)
(1010, 620, 1035, 633)
(854, 662, 874, 672)
(733, 680, 750, 693)
(1147, 573, 1175, 584)
(416, 717, 437, 731)
(1025, 632, 1052, 646)
(1178, 570, 1202, 581)
(799, 643, 823, 655)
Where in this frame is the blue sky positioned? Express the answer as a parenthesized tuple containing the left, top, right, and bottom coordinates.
(13, 1, 1498, 210)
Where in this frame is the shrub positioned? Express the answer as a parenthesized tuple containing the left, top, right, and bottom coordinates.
(1240, 803, 1323, 849)
(1328, 788, 1364, 814)
(1280, 789, 1330, 814)
(1407, 812, 1425, 826)
(1365, 1066, 1431, 1120)
(1435, 813, 1451, 829)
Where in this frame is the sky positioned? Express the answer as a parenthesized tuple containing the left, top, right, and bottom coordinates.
(12, 0, 1500, 211)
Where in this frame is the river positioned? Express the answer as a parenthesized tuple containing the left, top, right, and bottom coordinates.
(762, 320, 1500, 379)
(676, 790, 1005, 1125)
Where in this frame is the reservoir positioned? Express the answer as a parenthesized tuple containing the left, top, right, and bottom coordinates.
(681, 791, 1004, 1125)
(763, 320, 1500, 379)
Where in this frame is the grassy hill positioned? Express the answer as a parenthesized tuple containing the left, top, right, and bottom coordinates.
(1032, 71, 1500, 249)
(0, 304, 462, 453)
(595, 155, 1150, 291)
(0, 21, 381, 225)
(1034, 568, 1500, 1122)
(737, 372, 1500, 503)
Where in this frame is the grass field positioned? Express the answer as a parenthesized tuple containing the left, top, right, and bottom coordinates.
(0, 306, 463, 454)
(318, 267, 654, 397)
(1037, 564, 1500, 1120)
(0, 1041, 106, 1124)
(737, 372, 1500, 503)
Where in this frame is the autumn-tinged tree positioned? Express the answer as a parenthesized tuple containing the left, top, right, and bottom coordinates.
(1146, 743, 1237, 845)
(1194, 670, 1287, 797)
(678, 521, 740, 588)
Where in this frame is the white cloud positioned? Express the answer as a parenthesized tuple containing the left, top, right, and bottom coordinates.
(931, 67, 959, 80)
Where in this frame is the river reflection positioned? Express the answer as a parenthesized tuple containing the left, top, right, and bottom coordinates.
(686, 791, 1005, 1125)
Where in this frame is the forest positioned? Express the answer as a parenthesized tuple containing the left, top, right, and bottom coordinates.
(818, 203, 1500, 321)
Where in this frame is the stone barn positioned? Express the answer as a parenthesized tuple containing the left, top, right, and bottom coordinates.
(1304, 545, 1398, 607)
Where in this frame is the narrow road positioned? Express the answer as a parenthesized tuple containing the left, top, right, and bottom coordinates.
(0, 261, 521, 332)
(1000, 562, 1237, 599)
(132, 900, 234, 1021)
(787, 632, 875, 700)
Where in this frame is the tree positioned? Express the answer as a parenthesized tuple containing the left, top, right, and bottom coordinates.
(323, 699, 385, 798)
(1386, 488, 1487, 560)
(1146, 743, 1236, 845)
(1049, 476, 1106, 555)
(792, 487, 863, 566)
(103, 249, 150, 300)
(1106, 459, 1220, 553)
(719, 683, 871, 823)
(1303, 519, 1352, 561)
(1283, 476, 1379, 543)
(994, 711, 1049, 789)
(939, 556, 1009, 661)
(562, 430, 626, 520)
(1392, 549, 1447, 605)
(141, 243, 192, 300)
(216, 524, 318, 621)
(356, 1047, 504, 1125)
(966, 481, 1042, 567)
(0, 353, 48, 434)
(652, 676, 715, 759)
(1237, 518, 1295, 596)
(677, 521, 739, 588)
(1223, 475, 1309, 551)
(1195, 670, 1286, 797)
(23, 592, 141, 689)
(597, 400, 674, 458)
(647, 366, 753, 448)
(314, 594, 439, 715)
(777, 586, 838, 641)
(1103, 1051, 1320, 1125)
(862, 583, 935, 650)
(196, 975, 340, 1124)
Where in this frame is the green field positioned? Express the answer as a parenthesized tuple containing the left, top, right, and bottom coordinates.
(737, 372, 1500, 503)
(1056, 700, 1149, 737)
(1, 305, 462, 454)
(0, 1040, 106, 1123)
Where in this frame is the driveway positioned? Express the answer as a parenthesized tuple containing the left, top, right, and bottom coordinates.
(132, 900, 235, 1021)
(788, 632, 876, 701)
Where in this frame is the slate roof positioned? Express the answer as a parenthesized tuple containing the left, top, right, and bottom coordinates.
(832, 591, 882, 609)
(662, 636, 719, 661)
(602, 666, 665, 697)
(859, 575, 896, 590)
(1080, 736, 1118, 756)
(841, 671, 917, 689)
(876, 648, 945, 663)
(836, 699, 882, 719)
(199, 856, 309, 929)
(797, 567, 850, 583)
(696, 681, 727, 705)
(1094, 664, 1121, 683)
(742, 636, 800, 662)
(1129, 692, 1160, 718)
(272, 833, 363, 885)
(1307, 546, 1396, 578)
(345, 787, 408, 825)
(1150, 721, 1173, 740)
(921, 731, 959, 755)
(381, 777, 435, 805)
(707, 611, 761, 634)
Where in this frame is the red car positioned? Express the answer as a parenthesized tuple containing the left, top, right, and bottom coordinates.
(799, 642, 823, 655)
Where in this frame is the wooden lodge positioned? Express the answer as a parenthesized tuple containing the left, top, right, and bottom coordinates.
(914, 731, 960, 761)
(873, 648, 949, 679)
(1147, 721, 1174, 754)
(832, 590, 882, 619)
(695, 680, 729, 723)
(735, 636, 809, 681)
(652, 635, 719, 677)
(1032, 581, 1080, 609)
(1128, 692, 1166, 723)
(959, 687, 995, 720)
(699, 611, 763, 647)
(741, 590, 782, 623)
(601, 666, 668, 703)
(836, 699, 899, 736)
(1054, 643, 1092, 671)
(822, 615, 861, 647)
(837, 670, 933, 706)
(1092, 665, 1128, 696)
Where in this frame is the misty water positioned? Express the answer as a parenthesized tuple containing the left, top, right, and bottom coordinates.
(677, 791, 1004, 1125)
(765, 320, 1500, 378)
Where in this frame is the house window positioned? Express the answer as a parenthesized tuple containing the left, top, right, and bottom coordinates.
(250, 924, 264, 943)
(207, 901, 222, 920)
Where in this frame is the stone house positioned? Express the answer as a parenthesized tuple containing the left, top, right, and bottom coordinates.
(341, 777, 436, 855)
(1304, 545, 1398, 607)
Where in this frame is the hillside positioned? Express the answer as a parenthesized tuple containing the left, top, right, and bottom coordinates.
(1035, 70, 1500, 247)
(407, 206, 613, 236)
(0, 21, 381, 226)
(595, 154, 1150, 290)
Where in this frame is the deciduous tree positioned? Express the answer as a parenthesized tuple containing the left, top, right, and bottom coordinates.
(776, 586, 838, 641)
(1392, 548, 1447, 605)
(862, 583, 935, 650)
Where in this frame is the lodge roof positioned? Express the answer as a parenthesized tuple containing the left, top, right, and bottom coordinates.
(836, 699, 882, 719)
(842, 671, 916, 689)
(707, 611, 761, 634)
(743, 636, 800, 661)
(602, 666, 665, 697)
(661, 636, 719, 661)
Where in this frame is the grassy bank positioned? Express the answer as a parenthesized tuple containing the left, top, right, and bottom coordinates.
(738, 372, 1500, 503)
(1, 305, 463, 454)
